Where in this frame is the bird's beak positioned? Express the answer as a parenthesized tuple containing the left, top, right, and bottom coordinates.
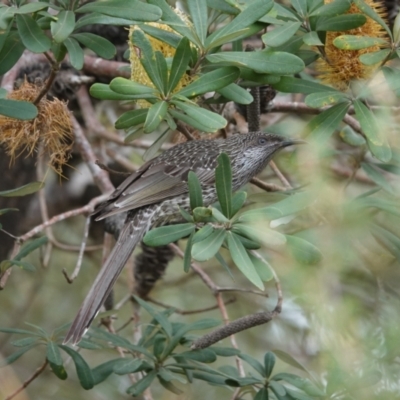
(282, 139, 307, 147)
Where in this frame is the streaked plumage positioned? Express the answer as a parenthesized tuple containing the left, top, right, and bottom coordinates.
(64, 132, 299, 344)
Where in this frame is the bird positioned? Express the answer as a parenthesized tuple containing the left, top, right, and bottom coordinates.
(64, 132, 301, 344)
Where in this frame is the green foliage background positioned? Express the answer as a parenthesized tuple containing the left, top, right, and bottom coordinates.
(1, 0, 400, 399)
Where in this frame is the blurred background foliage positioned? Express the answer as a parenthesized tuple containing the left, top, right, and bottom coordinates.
(1, 0, 400, 399)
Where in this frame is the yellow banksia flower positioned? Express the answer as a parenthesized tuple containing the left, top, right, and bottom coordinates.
(129, 15, 194, 107)
(316, 0, 388, 90)
(0, 81, 73, 175)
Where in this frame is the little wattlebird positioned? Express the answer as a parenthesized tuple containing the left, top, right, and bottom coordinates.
(64, 132, 302, 344)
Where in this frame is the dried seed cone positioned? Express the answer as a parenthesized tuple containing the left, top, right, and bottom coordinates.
(0, 81, 73, 175)
(316, 0, 388, 90)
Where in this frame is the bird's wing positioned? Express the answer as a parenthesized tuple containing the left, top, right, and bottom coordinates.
(95, 156, 217, 220)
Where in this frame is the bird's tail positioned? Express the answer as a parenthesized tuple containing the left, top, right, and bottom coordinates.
(63, 211, 151, 345)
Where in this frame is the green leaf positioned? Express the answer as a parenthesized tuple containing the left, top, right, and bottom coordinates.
(273, 373, 325, 396)
(3, 260, 36, 272)
(187, 0, 208, 44)
(177, 67, 240, 98)
(262, 22, 301, 47)
(90, 359, 123, 385)
(273, 350, 309, 372)
(361, 163, 393, 193)
(115, 109, 149, 130)
(16, 14, 51, 53)
(172, 100, 227, 132)
(144, 223, 195, 247)
(144, 101, 168, 133)
(217, 83, 253, 105)
(333, 35, 387, 50)
(0, 345, 36, 367)
(305, 101, 350, 142)
(207, 50, 305, 75)
(148, 0, 198, 45)
(215, 153, 232, 218)
(310, 0, 351, 16)
(169, 109, 215, 132)
(193, 207, 213, 222)
(91, 82, 151, 101)
(131, 29, 164, 93)
(168, 37, 191, 94)
(76, 0, 162, 22)
(59, 345, 94, 390)
(72, 33, 116, 59)
(14, 2, 49, 14)
(302, 31, 323, 46)
(353, 0, 392, 39)
(226, 232, 264, 290)
(285, 235, 323, 264)
(206, 23, 266, 50)
(353, 99, 391, 162)
(49, 361, 68, 380)
(210, 347, 241, 357)
(11, 337, 38, 347)
(241, 191, 313, 221)
(359, 49, 390, 65)
(140, 24, 182, 48)
(74, 13, 136, 30)
(113, 359, 147, 375)
(305, 91, 348, 108)
(232, 191, 247, 216)
(264, 352, 276, 377)
(178, 349, 217, 363)
(134, 295, 173, 337)
(64, 37, 84, 70)
(193, 225, 214, 244)
(232, 223, 286, 247)
(158, 376, 184, 395)
(0, 181, 44, 197)
(239, 353, 266, 376)
(273, 76, 334, 94)
(192, 228, 226, 261)
(46, 342, 63, 366)
(188, 171, 203, 210)
(0, 99, 37, 120)
(248, 253, 274, 281)
(206, 0, 273, 48)
(155, 51, 168, 95)
(254, 388, 269, 400)
(339, 125, 366, 146)
(184, 231, 194, 273)
(291, 0, 307, 15)
(191, 371, 229, 385)
(315, 14, 367, 31)
(0, 327, 39, 335)
(51, 10, 75, 43)
(127, 370, 157, 396)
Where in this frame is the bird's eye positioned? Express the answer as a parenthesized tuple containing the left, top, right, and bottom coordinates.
(258, 137, 267, 145)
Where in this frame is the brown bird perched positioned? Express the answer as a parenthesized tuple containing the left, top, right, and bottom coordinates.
(64, 132, 301, 344)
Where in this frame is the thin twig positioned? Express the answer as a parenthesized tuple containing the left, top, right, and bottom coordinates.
(147, 297, 236, 315)
(71, 115, 114, 193)
(176, 121, 196, 141)
(191, 251, 283, 350)
(269, 161, 292, 189)
(4, 359, 48, 400)
(19, 194, 109, 243)
(62, 215, 91, 283)
(250, 177, 286, 192)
